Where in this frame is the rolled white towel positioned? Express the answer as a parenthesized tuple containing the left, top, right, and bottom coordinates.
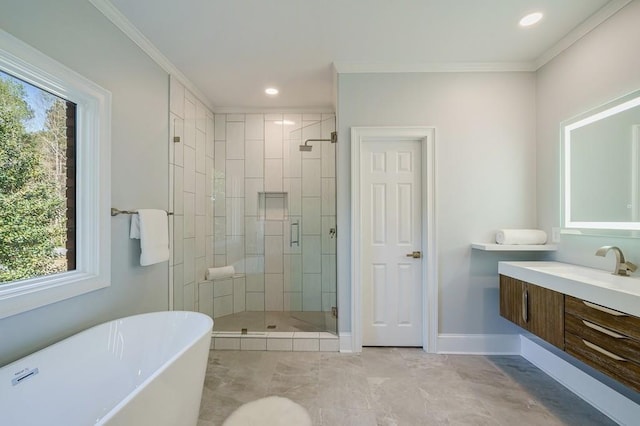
(495, 229, 547, 245)
(206, 266, 235, 281)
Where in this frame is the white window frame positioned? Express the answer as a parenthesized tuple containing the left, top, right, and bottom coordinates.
(0, 29, 111, 319)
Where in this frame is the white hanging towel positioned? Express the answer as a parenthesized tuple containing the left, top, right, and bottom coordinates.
(130, 209, 170, 266)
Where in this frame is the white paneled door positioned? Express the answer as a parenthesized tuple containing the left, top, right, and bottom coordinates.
(361, 140, 423, 346)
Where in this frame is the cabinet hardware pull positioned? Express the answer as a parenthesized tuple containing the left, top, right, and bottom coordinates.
(582, 339, 627, 361)
(582, 301, 628, 317)
(522, 289, 528, 323)
(582, 320, 627, 339)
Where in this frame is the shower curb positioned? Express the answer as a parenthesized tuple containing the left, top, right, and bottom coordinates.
(210, 331, 339, 352)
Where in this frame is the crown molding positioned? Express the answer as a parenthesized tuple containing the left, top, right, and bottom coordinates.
(333, 61, 536, 74)
(88, 0, 214, 110)
(334, 0, 633, 75)
(534, 0, 632, 69)
(90, 0, 631, 106)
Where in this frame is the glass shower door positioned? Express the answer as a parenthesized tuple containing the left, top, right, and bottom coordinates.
(283, 116, 337, 333)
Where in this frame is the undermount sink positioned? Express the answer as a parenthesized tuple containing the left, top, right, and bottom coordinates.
(498, 261, 640, 317)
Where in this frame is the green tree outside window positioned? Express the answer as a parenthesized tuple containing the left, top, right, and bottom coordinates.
(0, 74, 69, 283)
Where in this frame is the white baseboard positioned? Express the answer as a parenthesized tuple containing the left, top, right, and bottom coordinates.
(339, 332, 353, 353)
(521, 335, 639, 426)
(436, 333, 520, 354)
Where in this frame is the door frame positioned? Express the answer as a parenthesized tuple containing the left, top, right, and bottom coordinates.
(351, 127, 437, 352)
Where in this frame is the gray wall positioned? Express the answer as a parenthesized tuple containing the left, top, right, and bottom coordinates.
(0, 0, 169, 365)
(537, 0, 640, 269)
(337, 72, 541, 336)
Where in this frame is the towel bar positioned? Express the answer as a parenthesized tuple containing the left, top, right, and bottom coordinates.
(111, 208, 173, 217)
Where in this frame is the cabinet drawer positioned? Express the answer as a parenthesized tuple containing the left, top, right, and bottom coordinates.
(565, 296, 640, 341)
(565, 332, 640, 393)
(565, 312, 640, 364)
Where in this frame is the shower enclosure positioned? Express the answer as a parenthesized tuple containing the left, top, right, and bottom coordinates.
(203, 113, 337, 334)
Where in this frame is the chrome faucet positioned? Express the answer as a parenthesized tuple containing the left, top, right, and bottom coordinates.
(595, 246, 637, 276)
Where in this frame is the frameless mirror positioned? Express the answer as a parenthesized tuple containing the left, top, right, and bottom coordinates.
(562, 89, 640, 234)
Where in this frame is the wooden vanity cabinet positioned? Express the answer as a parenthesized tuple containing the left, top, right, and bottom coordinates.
(565, 295, 640, 392)
(500, 267, 640, 393)
(499, 275, 564, 349)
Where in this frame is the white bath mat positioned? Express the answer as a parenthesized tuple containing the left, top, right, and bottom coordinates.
(222, 396, 312, 426)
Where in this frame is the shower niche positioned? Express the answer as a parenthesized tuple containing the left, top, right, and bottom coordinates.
(257, 192, 288, 220)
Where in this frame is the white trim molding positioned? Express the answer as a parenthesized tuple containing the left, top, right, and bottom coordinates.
(88, 0, 213, 111)
(0, 29, 111, 319)
(335, 1, 633, 75)
(339, 332, 353, 353)
(534, 0, 633, 69)
(350, 126, 437, 353)
(334, 61, 535, 74)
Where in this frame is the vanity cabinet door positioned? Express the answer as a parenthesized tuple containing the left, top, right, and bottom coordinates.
(499, 275, 526, 328)
(499, 275, 564, 349)
(527, 284, 564, 349)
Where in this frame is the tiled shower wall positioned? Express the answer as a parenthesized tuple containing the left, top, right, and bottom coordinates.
(214, 113, 337, 313)
(168, 74, 335, 314)
(169, 76, 215, 311)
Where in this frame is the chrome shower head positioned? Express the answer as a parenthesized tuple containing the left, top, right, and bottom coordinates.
(299, 142, 312, 152)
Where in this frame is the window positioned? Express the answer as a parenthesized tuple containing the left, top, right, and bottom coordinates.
(0, 29, 111, 319)
(0, 71, 76, 281)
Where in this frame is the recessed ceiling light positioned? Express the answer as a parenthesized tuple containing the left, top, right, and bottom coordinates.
(265, 87, 279, 95)
(519, 12, 543, 27)
(275, 120, 295, 126)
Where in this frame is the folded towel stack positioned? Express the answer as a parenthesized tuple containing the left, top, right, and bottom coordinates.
(130, 209, 170, 266)
(495, 229, 547, 245)
(206, 265, 235, 281)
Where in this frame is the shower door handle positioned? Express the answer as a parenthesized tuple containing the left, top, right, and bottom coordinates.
(290, 220, 300, 247)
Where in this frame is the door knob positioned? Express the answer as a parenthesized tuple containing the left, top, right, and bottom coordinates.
(406, 251, 422, 258)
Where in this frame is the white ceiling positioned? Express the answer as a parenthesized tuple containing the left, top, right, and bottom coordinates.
(105, 0, 617, 111)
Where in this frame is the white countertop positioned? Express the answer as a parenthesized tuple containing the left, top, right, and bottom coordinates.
(499, 261, 640, 317)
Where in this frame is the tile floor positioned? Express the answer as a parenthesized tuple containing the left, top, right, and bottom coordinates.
(198, 347, 615, 425)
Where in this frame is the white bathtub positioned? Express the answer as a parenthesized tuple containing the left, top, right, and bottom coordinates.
(0, 311, 213, 426)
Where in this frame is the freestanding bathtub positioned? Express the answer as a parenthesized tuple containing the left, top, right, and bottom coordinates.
(0, 311, 213, 426)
